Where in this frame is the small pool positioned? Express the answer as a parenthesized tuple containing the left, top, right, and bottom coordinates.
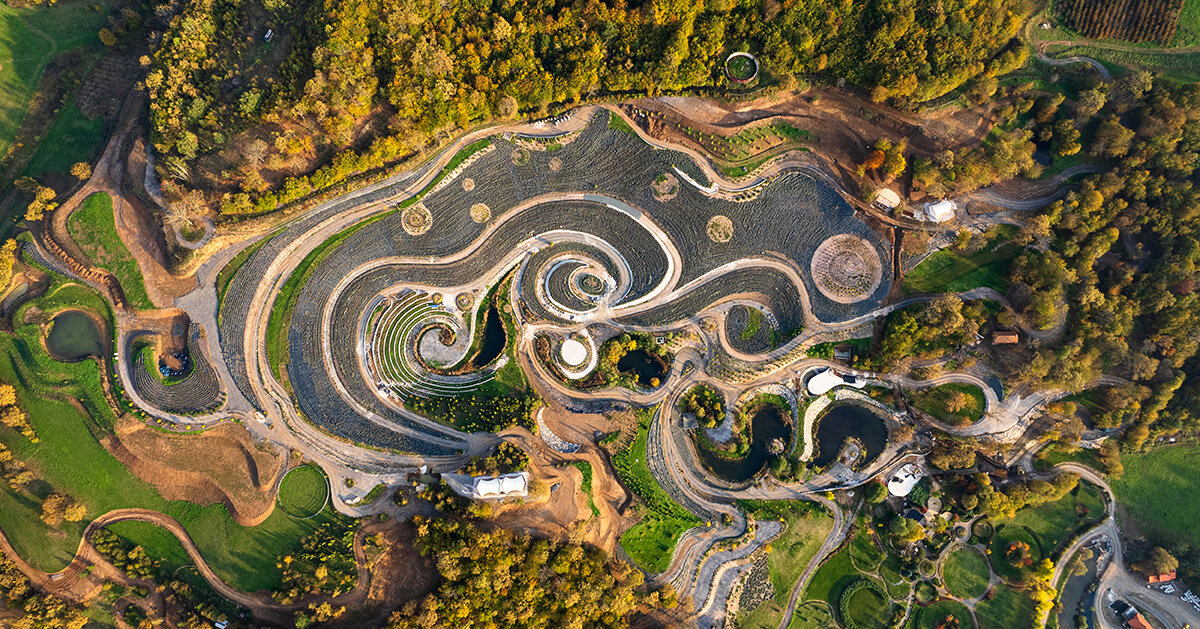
(696, 404, 792, 482)
(617, 348, 669, 386)
(46, 310, 104, 362)
(813, 404, 888, 468)
(470, 305, 507, 368)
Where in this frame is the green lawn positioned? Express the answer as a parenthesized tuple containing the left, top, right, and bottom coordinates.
(942, 547, 990, 599)
(987, 482, 1104, 582)
(989, 524, 1041, 582)
(1175, 0, 1200, 47)
(567, 461, 599, 518)
(277, 464, 329, 517)
(66, 192, 153, 309)
(613, 408, 701, 573)
(908, 599, 972, 629)
(848, 525, 885, 572)
(1033, 443, 1103, 472)
(975, 585, 1037, 629)
(21, 101, 105, 177)
(1047, 45, 1200, 83)
(749, 501, 835, 602)
(910, 383, 986, 426)
(1111, 444, 1200, 549)
(805, 536, 859, 608)
(903, 228, 1019, 295)
(841, 579, 891, 629)
(0, 0, 114, 156)
(0, 264, 336, 594)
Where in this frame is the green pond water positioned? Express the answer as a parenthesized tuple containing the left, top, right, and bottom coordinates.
(46, 310, 103, 361)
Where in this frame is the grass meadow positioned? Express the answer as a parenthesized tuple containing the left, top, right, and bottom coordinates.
(67, 192, 153, 309)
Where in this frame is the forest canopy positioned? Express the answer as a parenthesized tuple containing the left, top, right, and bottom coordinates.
(144, 0, 1031, 214)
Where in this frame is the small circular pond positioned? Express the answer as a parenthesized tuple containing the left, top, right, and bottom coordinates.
(696, 404, 792, 482)
(617, 348, 669, 387)
(812, 404, 888, 468)
(45, 310, 104, 362)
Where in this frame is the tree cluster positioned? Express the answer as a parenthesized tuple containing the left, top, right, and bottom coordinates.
(1006, 79, 1200, 446)
(461, 441, 529, 477)
(0, 552, 88, 628)
(388, 517, 662, 628)
(144, 0, 1031, 215)
(273, 520, 359, 604)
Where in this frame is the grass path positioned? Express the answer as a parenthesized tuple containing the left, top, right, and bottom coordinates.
(0, 0, 112, 158)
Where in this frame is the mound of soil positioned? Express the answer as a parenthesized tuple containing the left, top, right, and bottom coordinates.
(105, 417, 284, 525)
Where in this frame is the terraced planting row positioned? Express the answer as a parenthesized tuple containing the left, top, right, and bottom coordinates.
(128, 326, 224, 414)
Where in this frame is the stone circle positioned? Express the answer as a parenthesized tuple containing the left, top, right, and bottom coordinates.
(401, 203, 432, 236)
(810, 234, 883, 303)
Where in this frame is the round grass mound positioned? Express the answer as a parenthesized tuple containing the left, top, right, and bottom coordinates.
(989, 524, 1041, 582)
(914, 599, 971, 629)
(839, 578, 892, 629)
(942, 547, 990, 599)
(278, 464, 330, 518)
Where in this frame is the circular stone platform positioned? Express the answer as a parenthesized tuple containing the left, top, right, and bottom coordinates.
(810, 234, 883, 303)
(560, 339, 588, 366)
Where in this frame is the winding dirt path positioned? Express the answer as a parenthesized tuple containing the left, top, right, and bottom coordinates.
(0, 508, 373, 626)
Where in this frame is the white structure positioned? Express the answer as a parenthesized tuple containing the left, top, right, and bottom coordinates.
(923, 199, 957, 222)
(806, 367, 867, 396)
(888, 463, 923, 497)
(442, 471, 530, 500)
(874, 188, 902, 210)
(560, 338, 587, 366)
(473, 473, 528, 499)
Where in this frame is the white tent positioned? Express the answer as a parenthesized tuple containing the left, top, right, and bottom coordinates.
(888, 463, 923, 497)
(924, 199, 956, 222)
(473, 473, 528, 499)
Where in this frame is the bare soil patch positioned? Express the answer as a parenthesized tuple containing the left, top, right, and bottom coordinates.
(652, 172, 680, 201)
(104, 417, 284, 525)
(707, 215, 733, 243)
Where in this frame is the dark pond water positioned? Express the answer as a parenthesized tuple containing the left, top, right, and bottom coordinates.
(813, 403, 888, 468)
(46, 310, 103, 361)
(471, 306, 506, 367)
(696, 404, 792, 482)
(617, 348, 668, 386)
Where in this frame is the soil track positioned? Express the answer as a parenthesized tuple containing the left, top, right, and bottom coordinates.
(104, 417, 286, 526)
(495, 427, 634, 554)
(1, 507, 390, 626)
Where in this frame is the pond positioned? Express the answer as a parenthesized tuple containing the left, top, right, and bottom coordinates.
(696, 404, 792, 482)
(812, 404, 888, 468)
(617, 348, 669, 386)
(469, 305, 507, 368)
(46, 310, 104, 362)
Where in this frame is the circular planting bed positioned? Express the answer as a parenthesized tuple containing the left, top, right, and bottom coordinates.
(811, 234, 883, 303)
(989, 524, 1042, 582)
(725, 51, 759, 83)
(914, 599, 972, 629)
(470, 203, 491, 223)
(401, 203, 432, 236)
(707, 215, 733, 243)
(511, 148, 530, 165)
(942, 547, 991, 599)
(972, 518, 994, 540)
(278, 464, 330, 518)
(839, 579, 892, 629)
(461, 177, 475, 191)
(652, 172, 680, 201)
(548, 157, 562, 172)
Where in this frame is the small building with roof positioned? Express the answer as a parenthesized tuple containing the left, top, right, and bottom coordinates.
(1147, 570, 1176, 584)
(873, 188, 902, 211)
(992, 330, 1019, 345)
